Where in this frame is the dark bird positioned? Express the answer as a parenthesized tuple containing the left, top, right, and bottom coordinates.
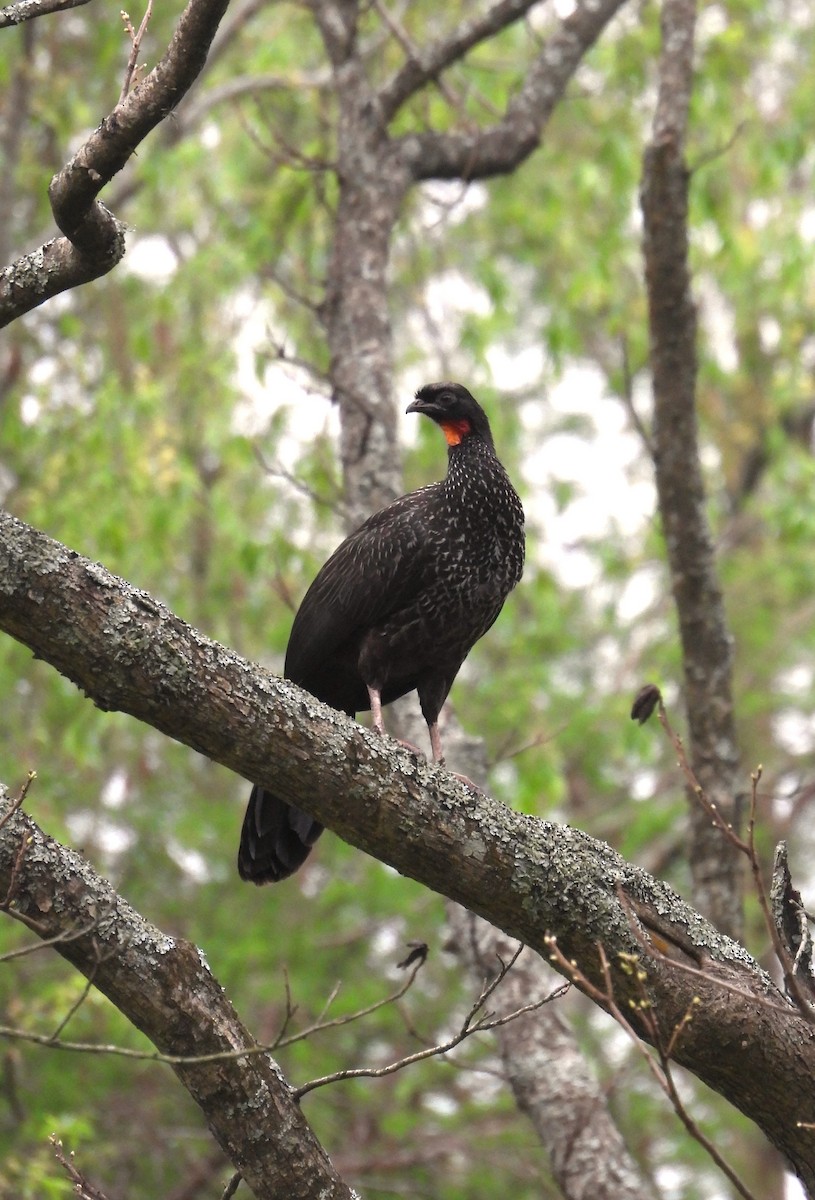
(238, 382, 525, 884)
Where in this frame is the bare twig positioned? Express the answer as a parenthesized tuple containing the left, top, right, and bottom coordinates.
(0, 770, 35, 833)
(644, 689, 815, 1021)
(50, 1135, 112, 1200)
(221, 1171, 243, 1199)
(379, 0, 541, 120)
(119, 0, 154, 103)
(0, 915, 113, 964)
(50, 940, 108, 1040)
(545, 938, 759, 1200)
(295, 947, 567, 1099)
(0, 773, 37, 907)
(0, 956, 428, 1065)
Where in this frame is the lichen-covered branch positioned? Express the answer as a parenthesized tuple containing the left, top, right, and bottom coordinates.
(0, 0, 231, 326)
(0, 0, 91, 28)
(2, 510, 815, 1188)
(640, 0, 743, 938)
(0, 789, 355, 1200)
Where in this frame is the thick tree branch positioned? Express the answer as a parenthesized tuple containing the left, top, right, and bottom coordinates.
(0, 0, 231, 326)
(640, 0, 743, 938)
(397, 704, 652, 1199)
(0, 789, 354, 1200)
(1, 510, 815, 1188)
(378, 0, 543, 122)
(398, 0, 629, 181)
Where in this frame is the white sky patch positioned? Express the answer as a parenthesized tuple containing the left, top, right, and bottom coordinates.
(369, 921, 402, 958)
(229, 290, 338, 465)
(423, 1091, 459, 1117)
(520, 363, 655, 588)
(424, 270, 492, 321)
(100, 768, 128, 810)
(773, 709, 815, 755)
(697, 277, 738, 372)
(631, 768, 658, 802)
(65, 811, 136, 857)
(125, 235, 180, 282)
(20, 395, 41, 425)
(759, 314, 782, 352)
(418, 180, 488, 228)
(166, 840, 212, 883)
(775, 663, 814, 696)
(200, 121, 221, 150)
(486, 343, 546, 391)
(617, 564, 662, 623)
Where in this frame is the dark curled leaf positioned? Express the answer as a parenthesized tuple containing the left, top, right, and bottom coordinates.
(397, 942, 428, 970)
(631, 683, 662, 724)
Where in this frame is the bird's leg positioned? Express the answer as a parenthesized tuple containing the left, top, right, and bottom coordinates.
(367, 685, 385, 734)
(428, 716, 482, 793)
(428, 721, 444, 764)
(367, 685, 422, 755)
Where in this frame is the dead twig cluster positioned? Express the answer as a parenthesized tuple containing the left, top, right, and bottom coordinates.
(545, 936, 759, 1200)
(632, 682, 815, 1019)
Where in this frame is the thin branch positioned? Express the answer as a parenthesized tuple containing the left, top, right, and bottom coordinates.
(119, 0, 155, 103)
(379, 0, 542, 121)
(221, 1173, 243, 1200)
(647, 689, 815, 1021)
(295, 980, 567, 1099)
(50, 1136, 112, 1200)
(0, 919, 109, 963)
(0, 957, 428, 1065)
(399, 0, 629, 182)
(277, 961, 423, 1048)
(546, 938, 760, 1200)
(50, 941, 107, 1040)
(0, 0, 90, 27)
(0, 772, 36, 907)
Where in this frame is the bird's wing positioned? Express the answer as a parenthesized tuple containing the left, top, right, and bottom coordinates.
(285, 484, 440, 686)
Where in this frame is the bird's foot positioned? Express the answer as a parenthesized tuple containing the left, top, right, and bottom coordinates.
(448, 769, 483, 793)
(370, 721, 424, 758)
(395, 736, 424, 757)
(432, 758, 483, 792)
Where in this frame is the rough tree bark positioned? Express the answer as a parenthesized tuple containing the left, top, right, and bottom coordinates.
(308, 0, 630, 522)
(641, 0, 743, 939)
(396, 704, 655, 1200)
(0, 795, 355, 1200)
(1, 510, 814, 1193)
(305, 2, 645, 1187)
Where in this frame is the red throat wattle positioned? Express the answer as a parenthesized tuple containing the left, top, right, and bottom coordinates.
(440, 419, 471, 446)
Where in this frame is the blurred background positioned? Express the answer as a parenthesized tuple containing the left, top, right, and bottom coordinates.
(2, 1, 815, 1196)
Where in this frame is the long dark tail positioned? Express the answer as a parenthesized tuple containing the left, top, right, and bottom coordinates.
(238, 785, 324, 884)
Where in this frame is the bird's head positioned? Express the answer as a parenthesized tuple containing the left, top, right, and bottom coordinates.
(406, 382, 493, 449)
